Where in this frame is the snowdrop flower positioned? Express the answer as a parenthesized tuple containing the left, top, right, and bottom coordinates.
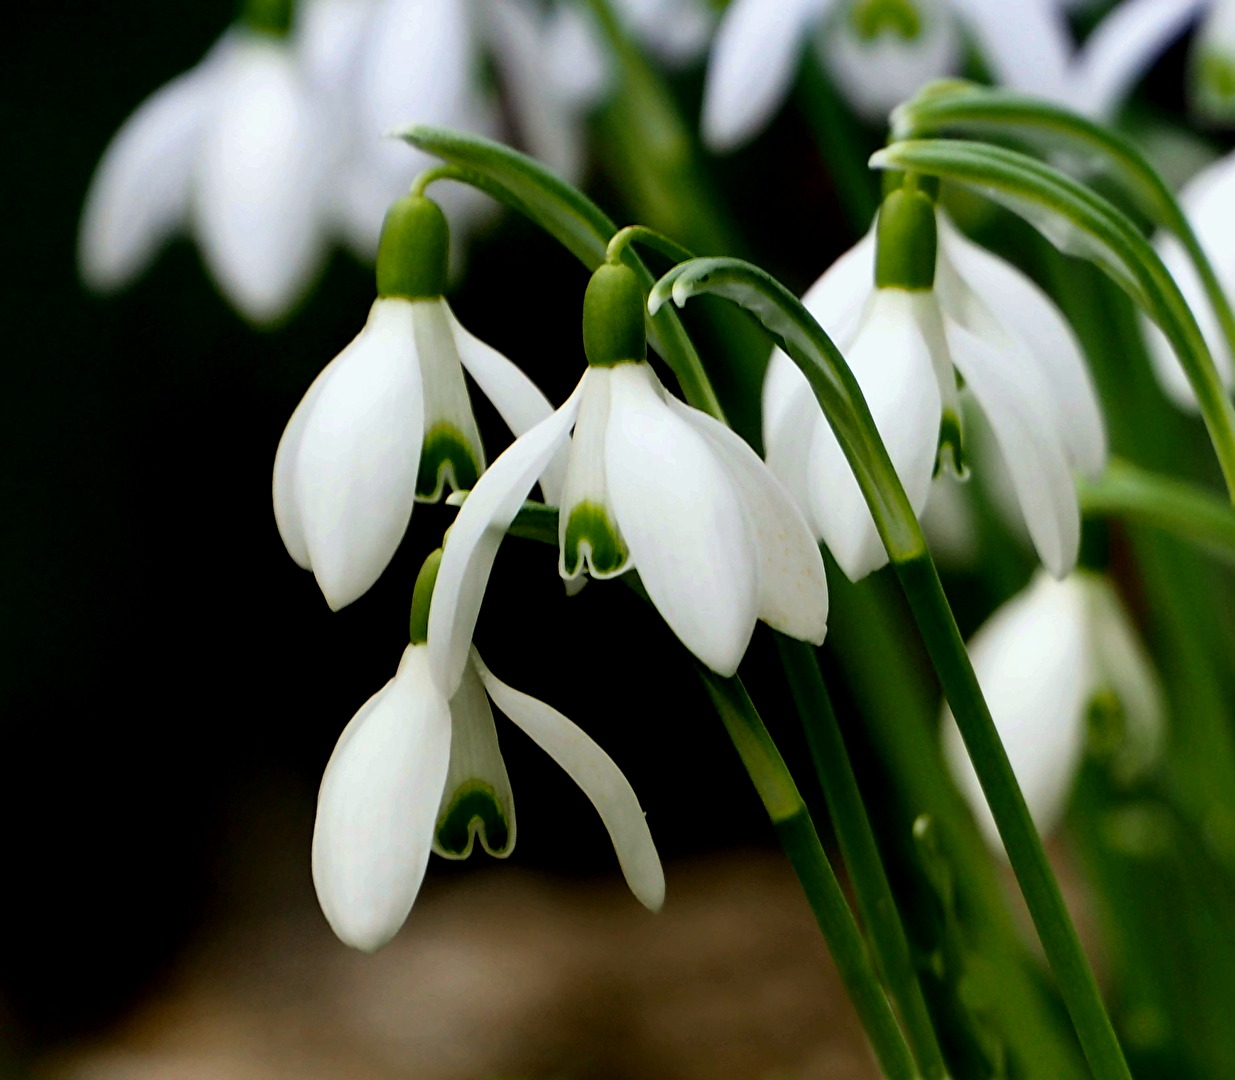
(763, 186, 1106, 581)
(273, 194, 563, 609)
(428, 263, 829, 692)
(1142, 151, 1235, 410)
(79, 3, 331, 324)
(942, 570, 1163, 851)
(701, 0, 1204, 150)
(314, 553, 664, 951)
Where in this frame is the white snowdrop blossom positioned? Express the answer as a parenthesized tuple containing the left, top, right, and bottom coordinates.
(313, 641, 665, 951)
(1142, 150, 1235, 410)
(942, 570, 1163, 852)
(763, 193, 1106, 582)
(427, 260, 827, 691)
(79, 21, 330, 324)
(701, 0, 1204, 150)
(429, 359, 830, 690)
(273, 195, 564, 610)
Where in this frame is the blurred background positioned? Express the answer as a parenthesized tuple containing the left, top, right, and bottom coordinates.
(2, 1, 1222, 1077)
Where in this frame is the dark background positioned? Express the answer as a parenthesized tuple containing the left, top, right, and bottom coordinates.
(1, 0, 1206, 1068)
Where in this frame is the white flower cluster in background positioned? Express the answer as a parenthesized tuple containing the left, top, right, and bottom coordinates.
(78, 0, 713, 324)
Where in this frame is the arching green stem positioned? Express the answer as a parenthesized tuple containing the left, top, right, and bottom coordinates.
(651, 255, 1133, 1080)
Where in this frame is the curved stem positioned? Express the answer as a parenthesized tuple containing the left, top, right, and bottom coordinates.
(605, 225, 696, 268)
(696, 668, 922, 1080)
(777, 635, 949, 1080)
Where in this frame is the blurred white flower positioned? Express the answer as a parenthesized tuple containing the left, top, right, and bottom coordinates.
(1190, 0, 1235, 120)
(942, 570, 1163, 851)
(428, 358, 829, 692)
(1142, 150, 1235, 410)
(763, 198, 1106, 581)
(79, 25, 330, 324)
(701, 0, 1203, 150)
(313, 641, 664, 951)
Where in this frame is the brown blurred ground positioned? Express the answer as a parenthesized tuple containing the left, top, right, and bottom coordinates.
(35, 850, 879, 1080)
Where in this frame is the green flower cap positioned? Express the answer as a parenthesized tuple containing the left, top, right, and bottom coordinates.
(583, 263, 647, 368)
(875, 186, 938, 292)
(377, 195, 450, 301)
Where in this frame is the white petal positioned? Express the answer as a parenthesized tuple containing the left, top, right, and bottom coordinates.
(283, 298, 424, 610)
(605, 363, 759, 676)
(543, 3, 612, 107)
(798, 225, 878, 349)
(669, 401, 829, 644)
(1191, 0, 1235, 119)
(78, 45, 221, 291)
(1073, 0, 1206, 119)
(949, 0, 1072, 101)
(412, 300, 486, 501)
(807, 290, 942, 581)
(194, 34, 328, 323)
(823, 0, 961, 123)
(446, 301, 567, 504)
(434, 655, 516, 859)
(701, 0, 830, 152)
(619, 0, 715, 65)
(1143, 151, 1235, 409)
(312, 645, 452, 952)
(937, 214, 1107, 478)
(763, 369, 824, 524)
(942, 572, 1092, 852)
(474, 653, 665, 911)
(429, 381, 585, 697)
(946, 319, 1081, 578)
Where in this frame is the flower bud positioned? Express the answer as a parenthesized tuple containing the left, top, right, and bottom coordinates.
(377, 195, 450, 301)
(582, 263, 647, 367)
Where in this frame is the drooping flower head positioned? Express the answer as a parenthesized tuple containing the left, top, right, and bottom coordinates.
(942, 570, 1163, 852)
(763, 181, 1106, 582)
(428, 261, 829, 693)
(273, 192, 563, 609)
(313, 550, 664, 951)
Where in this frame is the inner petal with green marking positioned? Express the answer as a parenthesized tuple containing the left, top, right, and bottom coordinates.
(847, 0, 922, 41)
(935, 408, 968, 479)
(435, 780, 513, 859)
(1198, 52, 1235, 116)
(562, 499, 630, 579)
(417, 422, 482, 501)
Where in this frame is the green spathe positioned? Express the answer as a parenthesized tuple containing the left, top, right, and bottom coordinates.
(377, 195, 450, 301)
(583, 263, 647, 367)
(436, 780, 512, 857)
(563, 500, 629, 577)
(417, 424, 481, 501)
(875, 187, 937, 291)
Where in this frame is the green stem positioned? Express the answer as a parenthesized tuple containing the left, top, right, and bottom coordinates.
(895, 554, 1132, 1080)
(696, 668, 921, 1080)
(1080, 457, 1235, 565)
(776, 635, 948, 1080)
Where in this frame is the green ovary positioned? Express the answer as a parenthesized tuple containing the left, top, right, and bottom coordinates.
(562, 501, 629, 577)
(848, 0, 922, 40)
(417, 424, 481, 501)
(436, 781, 511, 857)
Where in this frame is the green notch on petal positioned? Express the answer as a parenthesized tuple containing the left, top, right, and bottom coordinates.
(934, 409, 967, 479)
(435, 781, 512, 858)
(240, 0, 294, 37)
(562, 501, 629, 578)
(849, 0, 922, 42)
(417, 424, 482, 501)
(1086, 688, 1126, 763)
